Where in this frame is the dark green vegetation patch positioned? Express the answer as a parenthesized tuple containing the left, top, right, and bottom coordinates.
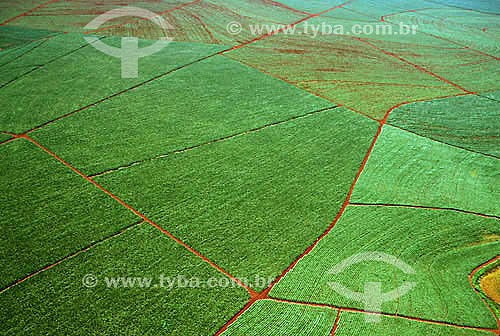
(270, 205, 500, 328)
(95, 109, 378, 287)
(0, 133, 11, 143)
(0, 139, 137, 289)
(0, 224, 249, 335)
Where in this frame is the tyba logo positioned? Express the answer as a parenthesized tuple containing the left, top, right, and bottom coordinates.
(84, 7, 174, 78)
(328, 252, 417, 323)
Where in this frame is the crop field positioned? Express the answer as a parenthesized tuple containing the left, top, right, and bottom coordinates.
(0, 0, 498, 335)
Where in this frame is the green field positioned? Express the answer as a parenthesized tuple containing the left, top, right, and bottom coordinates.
(0, 0, 499, 335)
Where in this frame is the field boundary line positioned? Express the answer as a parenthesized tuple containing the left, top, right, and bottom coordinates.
(348, 203, 500, 220)
(0, 219, 146, 295)
(0, 0, 59, 26)
(18, 135, 257, 297)
(88, 105, 339, 178)
(331, 309, 341, 335)
(267, 298, 500, 333)
(83, 0, 201, 35)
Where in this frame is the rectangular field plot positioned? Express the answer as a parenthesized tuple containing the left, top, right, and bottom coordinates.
(0, 224, 249, 335)
(0, 139, 137, 289)
(351, 125, 500, 217)
(94, 109, 379, 287)
(222, 300, 338, 335)
(270, 205, 500, 328)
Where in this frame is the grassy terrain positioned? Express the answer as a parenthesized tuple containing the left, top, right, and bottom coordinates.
(0, 33, 225, 133)
(351, 125, 500, 217)
(8, 0, 308, 45)
(0, 133, 11, 142)
(0, 223, 249, 335)
(270, 206, 500, 328)
(222, 300, 338, 335)
(94, 109, 378, 287)
(0, 139, 138, 289)
(31, 55, 334, 175)
(335, 312, 493, 335)
(388, 93, 500, 158)
(0, 0, 498, 334)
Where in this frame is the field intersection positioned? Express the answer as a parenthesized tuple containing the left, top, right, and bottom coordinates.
(0, 0, 499, 335)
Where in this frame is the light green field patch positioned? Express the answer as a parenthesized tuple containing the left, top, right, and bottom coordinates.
(335, 311, 494, 335)
(0, 33, 226, 133)
(0, 139, 137, 289)
(94, 109, 379, 287)
(31, 55, 334, 175)
(270, 206, 500, 328)
(0, 223, 249, 335)
(351, 125, 500, 217)
(222, 300, 338, 335)
(388, 94, 500, 158)
(225, 27, 461, 120)
(392, 10, 500, 57)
